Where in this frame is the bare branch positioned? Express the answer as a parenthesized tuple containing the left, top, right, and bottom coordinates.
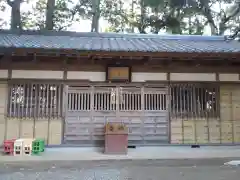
(229, 27, 240, 39)
(222, 4, 240, 24)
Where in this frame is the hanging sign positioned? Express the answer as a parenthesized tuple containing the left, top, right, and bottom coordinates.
(107, 66, 131, 82)
(110, 87, 124, 104)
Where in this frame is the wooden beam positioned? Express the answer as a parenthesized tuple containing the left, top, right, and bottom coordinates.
(2, 50, 240, 70)
(33, 53, 37, 62)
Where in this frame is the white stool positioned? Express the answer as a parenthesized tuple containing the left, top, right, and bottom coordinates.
(23, 138, 35, 155)
(14, 139, 24, 156)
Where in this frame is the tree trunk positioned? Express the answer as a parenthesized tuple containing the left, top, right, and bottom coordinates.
(139, 0, 146, 33)
(218, 23, 226, 35)
(131, 0, 135, 33)
(91, 0, 100, 32)
(46, 0, 55, 30)
(209, 23, 217, 35)
(188, 16, 192, 34)
(7, 0, 22, 30)
(172, 26, 181, 34)
(195, 19, 202, 35)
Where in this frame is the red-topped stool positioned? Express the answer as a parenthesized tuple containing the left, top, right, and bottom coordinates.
(3, 139, 16, 155)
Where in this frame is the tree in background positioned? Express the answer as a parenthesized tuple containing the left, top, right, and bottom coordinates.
(185, 0, 240, 35)
(7, 0, 24, 30)
(91, 0, 100, 32)
(0, 0, 239, 39)
(21, 0, 92, 30)
(100, 0, 127, 32)
(101, 0, 200, 34)
(45, 0, 55, 30)
(0, 1, 6, 28)
(101, 0, 240, 36)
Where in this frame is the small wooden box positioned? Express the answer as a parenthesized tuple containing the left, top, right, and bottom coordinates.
(105, 123, 128, 154)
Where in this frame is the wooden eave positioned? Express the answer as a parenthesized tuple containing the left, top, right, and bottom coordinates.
(0, 47, 240, 62)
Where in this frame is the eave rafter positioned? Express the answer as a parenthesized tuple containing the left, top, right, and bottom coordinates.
(0, 47, 239, 66)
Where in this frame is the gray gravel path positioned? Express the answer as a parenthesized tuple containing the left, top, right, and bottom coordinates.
(0, 159, 240, 180)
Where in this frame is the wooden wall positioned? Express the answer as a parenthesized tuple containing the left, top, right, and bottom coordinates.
(171, 85, 240, 144)
(5, 118, 62, 145)
(220, 86, 240, 143)
(0, 81, 63, 146)
(1, 59, 240, 146)
(2, 83, 240, 146)
(0, 82, 7, 144)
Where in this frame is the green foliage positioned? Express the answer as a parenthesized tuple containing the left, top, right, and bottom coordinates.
(0, 0, 7, 28)
(143, 0, 187, 8)
(21, 0, 46, 30)
(21, 0, 92, 30)
(53, 0, 75, 30)
(1, 0, 240, 38)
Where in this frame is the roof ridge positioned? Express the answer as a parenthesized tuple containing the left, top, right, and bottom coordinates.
(0, 29, 225, 41)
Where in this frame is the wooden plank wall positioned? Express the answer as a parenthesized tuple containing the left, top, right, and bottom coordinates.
(171, 85, 240, 144)
(220, 86, 240, 143)
(0, 81, 63, 146)
(5, 118, 63, 145)
(2, 81, 240, 146)
(0, 82, 7, 144)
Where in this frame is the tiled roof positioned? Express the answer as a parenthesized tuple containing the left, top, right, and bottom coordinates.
(0, 30, 239, 53)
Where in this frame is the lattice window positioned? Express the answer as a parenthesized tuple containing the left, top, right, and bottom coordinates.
(7, 82, 63, 118)
(170, 84, 219, 118)
(68, 91, 91, 111)
(144, 93, 167, 111)
(94, 89, 116, 111)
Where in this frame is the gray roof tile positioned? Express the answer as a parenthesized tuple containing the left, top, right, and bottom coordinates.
(0, 30, 239, 53)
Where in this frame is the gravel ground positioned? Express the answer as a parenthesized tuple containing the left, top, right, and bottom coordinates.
(0, 159, 240, 180)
